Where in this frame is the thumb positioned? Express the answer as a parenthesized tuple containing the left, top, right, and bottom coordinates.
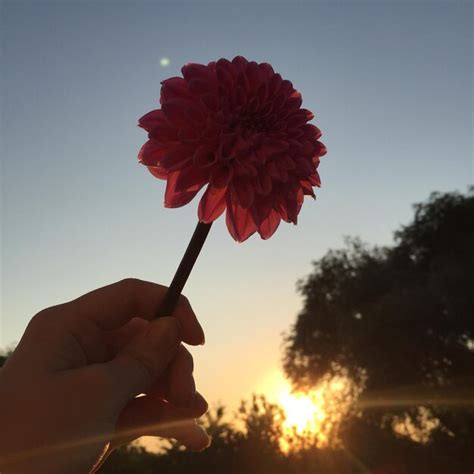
(104, 317, 181, 402)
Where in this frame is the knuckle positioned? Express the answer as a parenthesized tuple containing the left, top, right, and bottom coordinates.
(118, 277, 142, 292)
(117, 278, 143, 312)
(27, 307, 59, 331)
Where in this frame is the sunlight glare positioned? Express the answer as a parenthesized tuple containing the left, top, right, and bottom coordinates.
(257, 368, 357, 453)
(279, 386, 326, 434)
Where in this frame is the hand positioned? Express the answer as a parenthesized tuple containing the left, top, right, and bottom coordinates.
(0, 278, 210, 473)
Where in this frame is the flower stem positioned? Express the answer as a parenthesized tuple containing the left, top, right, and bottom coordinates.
(156, 221, 213, 318)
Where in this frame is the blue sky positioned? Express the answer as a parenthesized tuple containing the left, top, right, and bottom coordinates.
(1, 0, 472, 407)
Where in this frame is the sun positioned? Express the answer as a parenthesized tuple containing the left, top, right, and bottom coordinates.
(279, 388, 326, 434)
(277, 384, 329, 452)
(257, 368, 355, 453)
(256, 369, 327, 450)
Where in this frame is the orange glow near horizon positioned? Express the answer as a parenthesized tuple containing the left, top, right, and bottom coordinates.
(277, 384, 327, 452)
(258, 369, 356, 453)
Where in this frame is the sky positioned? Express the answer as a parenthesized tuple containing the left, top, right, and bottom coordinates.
(1, 0, 472, 410)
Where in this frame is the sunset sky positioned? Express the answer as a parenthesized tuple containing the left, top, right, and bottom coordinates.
(1, 0, 472, 410)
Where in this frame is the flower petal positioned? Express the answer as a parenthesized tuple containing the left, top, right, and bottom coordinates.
(160, 77, 189, 102)
(257, 62, 274, 80)
(193, 145, 217, 167)
(138, 140, 167, 166)
(148, 121, 179, 144)
(198, 185, 227, 223)
(138, 110, 164, 132)
(275, 190, 300, 224)
(225, 194, 257, 242)
(300, 179, 316, 197)
(282, 186, 304, 224)
(258, 209, 281, 239)
(181, 63, 210, 83)
(268, 73, 282, 96)
(294, 157, 313, 178)
(216, 58, 234, 74)
(254, 172, 272, 196)
(286, 92, 302, 111)
(200, 93, 220, 112)
(175, 165, 209, 193)
(314, 141, 327, 157)
(309, 171, 321, 187)
(288, 109, 314, 127)
(245, 61, 260, 91)
(160, 147, 194, 171)
(147, 165, 168, 180)
(256, 82, 268, 107)
(285, 199, 299, 224)
(251, 194, 273, 226)
(279, 79, 294, 98)
(233, 177, 255, 209)
(210, 165, 233, 188)
(164, 171, 204, 208)
(162, 99, 202, 128)
(303, 124, 322, 140)
(265, 160, 288, 183)
(216, 64, 235, 90)
(231, 55, 249, 71)
(177, 128, 200, 144)
(188, 78, 212, 95)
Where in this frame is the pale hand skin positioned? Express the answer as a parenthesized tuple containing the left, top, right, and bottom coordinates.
(0, 279, 211, 473)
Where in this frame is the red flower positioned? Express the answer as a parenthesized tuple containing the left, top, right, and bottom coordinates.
(138, 56, 326, 242)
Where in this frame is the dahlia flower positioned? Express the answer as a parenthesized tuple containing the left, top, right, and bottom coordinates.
(138, 55, 326, 242)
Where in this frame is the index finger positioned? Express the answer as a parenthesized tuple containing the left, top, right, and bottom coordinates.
(65, 278, 205, 345)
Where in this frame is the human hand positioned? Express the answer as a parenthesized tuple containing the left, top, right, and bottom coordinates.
(0, 278, 210, 473)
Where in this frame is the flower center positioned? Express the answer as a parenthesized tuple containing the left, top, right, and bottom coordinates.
(236, 111, 271, 137)
(241, 113, 259, 130)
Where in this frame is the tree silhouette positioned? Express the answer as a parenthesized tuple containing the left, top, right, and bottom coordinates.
(102, 396, 364, 473)
(283, 189, 474, 471)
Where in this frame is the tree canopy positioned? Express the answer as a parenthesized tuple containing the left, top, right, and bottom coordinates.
(283, 189, 474, 463)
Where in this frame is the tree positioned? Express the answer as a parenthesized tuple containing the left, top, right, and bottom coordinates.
(283, 189, 474, 471)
